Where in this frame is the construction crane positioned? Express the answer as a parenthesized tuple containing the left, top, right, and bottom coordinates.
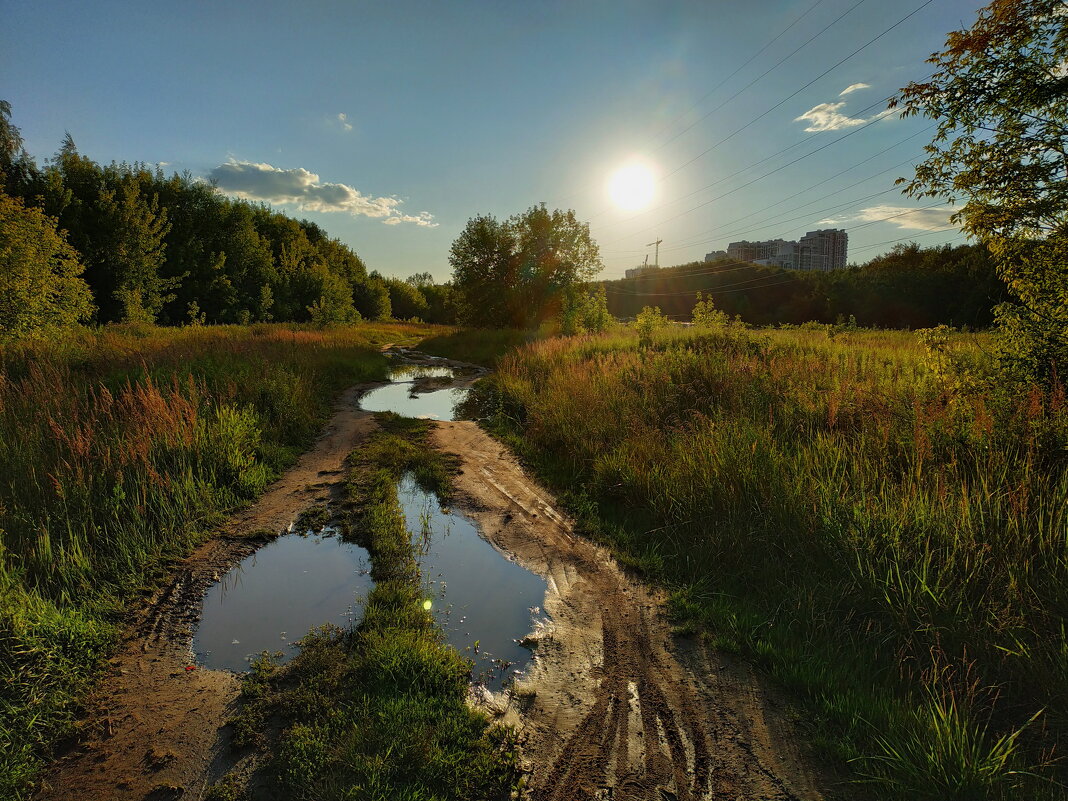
(646, 238, 663, 268)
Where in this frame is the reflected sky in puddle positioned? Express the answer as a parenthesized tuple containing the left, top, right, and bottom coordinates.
(398, 473, 547, 690)
(359, 364, 469, 421)
(194, 530, 372, 672)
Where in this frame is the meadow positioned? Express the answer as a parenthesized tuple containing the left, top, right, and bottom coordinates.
(467, 323, 1068, 800)
(0, 321, 434, 797)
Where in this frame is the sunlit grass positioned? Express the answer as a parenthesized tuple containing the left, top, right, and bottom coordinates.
(472, 324, 1067, 800)
(0, 321, 435, 798)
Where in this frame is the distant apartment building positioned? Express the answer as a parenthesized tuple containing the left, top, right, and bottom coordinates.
(798, 229, 848, 271)
(723, 229, 847, 271)
(703, 250, 728, 262)
(624, 265, 661, 279)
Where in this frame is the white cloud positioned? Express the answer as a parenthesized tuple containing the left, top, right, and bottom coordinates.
(208, 160, 437, 227)
(839, 82, 871, 96)
(795, 101, 893, 132)
(337, 112, 353, 132)
(818, 205, 956, 231)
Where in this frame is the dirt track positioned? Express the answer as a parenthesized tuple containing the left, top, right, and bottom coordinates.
(34, 386, 380, 801)
(434, 421, 830, 801)
(33, 352, 832, 801)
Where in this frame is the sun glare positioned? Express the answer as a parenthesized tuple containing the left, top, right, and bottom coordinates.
(607, 162, 656, 211)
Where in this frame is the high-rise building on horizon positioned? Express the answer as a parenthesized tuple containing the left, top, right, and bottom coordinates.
(798, 229, 848, 271)
(718, 229, 848, 270)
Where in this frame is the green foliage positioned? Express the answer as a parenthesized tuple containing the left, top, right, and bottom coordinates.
(383, 275, 429, 320)
(0, 190, 94, 337)
(602, 244, 1006, 328)
(0, 102, 393, 327)
(690, 291, 728, 328)
(473, 326, 1068, 798)
(893, 0, 1068, 382)
(634, 305, 667, 349)
(560, 285, 614, 335)
(450, 204, 602, 329)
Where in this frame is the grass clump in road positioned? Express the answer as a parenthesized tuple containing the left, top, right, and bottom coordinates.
(0, 321, 431, 799)
(231, 413, 517, 801)
(469, 323, 1068, 800)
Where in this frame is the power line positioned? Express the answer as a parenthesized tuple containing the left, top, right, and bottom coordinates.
(653, 0, 862, 153)
(660, 0, 938, 181)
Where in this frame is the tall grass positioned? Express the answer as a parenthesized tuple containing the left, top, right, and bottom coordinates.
(0, 321, 434, 797)
(473, 325, 1068, 800)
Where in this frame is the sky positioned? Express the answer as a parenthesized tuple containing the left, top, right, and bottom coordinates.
(3, 0, 986, 281)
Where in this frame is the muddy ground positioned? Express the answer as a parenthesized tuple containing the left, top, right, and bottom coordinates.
(434, 421, 832, 801)
(34, 352, 835, 801)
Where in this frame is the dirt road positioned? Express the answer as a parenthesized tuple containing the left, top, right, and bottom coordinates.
(34, 351, 832, 801)
(434, 421, 830, 801)
(34, 386, 380, 801)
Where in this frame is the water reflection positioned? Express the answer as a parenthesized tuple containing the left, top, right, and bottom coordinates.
(397, 473, 547, 690)
(194, 530, 373, 672)
(358, 365, 470, 420)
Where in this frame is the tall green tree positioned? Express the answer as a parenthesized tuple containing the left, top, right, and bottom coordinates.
(449, 204, 601, 328)
(0, 190, 94, 336)
(893, 0, 1068, 380)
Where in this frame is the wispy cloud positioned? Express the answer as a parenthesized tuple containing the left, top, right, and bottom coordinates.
(839, 82, 871, 96)
(336, 112, 353, 132)
(795, 100, 893, 132)
(818, 205, 956, 231)
(208, 160, 437, 227)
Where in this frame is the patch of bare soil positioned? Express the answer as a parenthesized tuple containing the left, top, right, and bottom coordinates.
(34, 386, 381, 801)
(433, 421, 834, 801)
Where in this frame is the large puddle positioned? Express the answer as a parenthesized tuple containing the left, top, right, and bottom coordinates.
(358, 364, 470, 421)
(399, 473, 547, 690)
(194, 529, 373, 672)
(194, 355, 546, 684)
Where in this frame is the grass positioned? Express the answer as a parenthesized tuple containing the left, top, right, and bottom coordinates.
(0, 321, 436, 798)
(467, 323, 1068, 800)
(418, 328, 542, 368)
(228, 414, 516, 801)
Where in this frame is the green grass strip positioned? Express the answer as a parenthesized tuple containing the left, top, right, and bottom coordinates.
(227, 414, 516, 801)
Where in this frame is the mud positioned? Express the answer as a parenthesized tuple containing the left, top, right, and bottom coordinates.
(433, 421, 833, 801)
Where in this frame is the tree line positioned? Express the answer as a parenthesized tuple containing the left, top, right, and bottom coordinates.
(0, 101, 457, 336)
(601, 243, 1008, 328)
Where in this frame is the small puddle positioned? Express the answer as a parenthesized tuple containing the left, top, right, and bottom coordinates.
(194, 529, 373, 672)
(398, 474, 547, 690)
(358, 364, 470, 421)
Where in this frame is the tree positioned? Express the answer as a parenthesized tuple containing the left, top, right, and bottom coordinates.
(384, 276, 429, 320)
(0, 190, 94, 336)
(893, 0, 1068, 380)
(449, 204, 602, 328)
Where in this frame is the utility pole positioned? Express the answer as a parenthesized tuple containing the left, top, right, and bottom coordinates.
(647, 238, 663, 268)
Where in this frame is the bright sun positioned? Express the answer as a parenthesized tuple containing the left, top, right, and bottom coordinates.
(607, 162, 656, 211)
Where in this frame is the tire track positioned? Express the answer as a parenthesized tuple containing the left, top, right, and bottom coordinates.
(433, 421, 832, 801)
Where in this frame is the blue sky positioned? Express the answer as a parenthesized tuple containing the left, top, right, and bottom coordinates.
(3, 0, 984, 280)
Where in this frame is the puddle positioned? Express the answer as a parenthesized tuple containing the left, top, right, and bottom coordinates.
(194, 529, 373, 672)
(359, 364, 469, 421)
(398, 473, 547, 690)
